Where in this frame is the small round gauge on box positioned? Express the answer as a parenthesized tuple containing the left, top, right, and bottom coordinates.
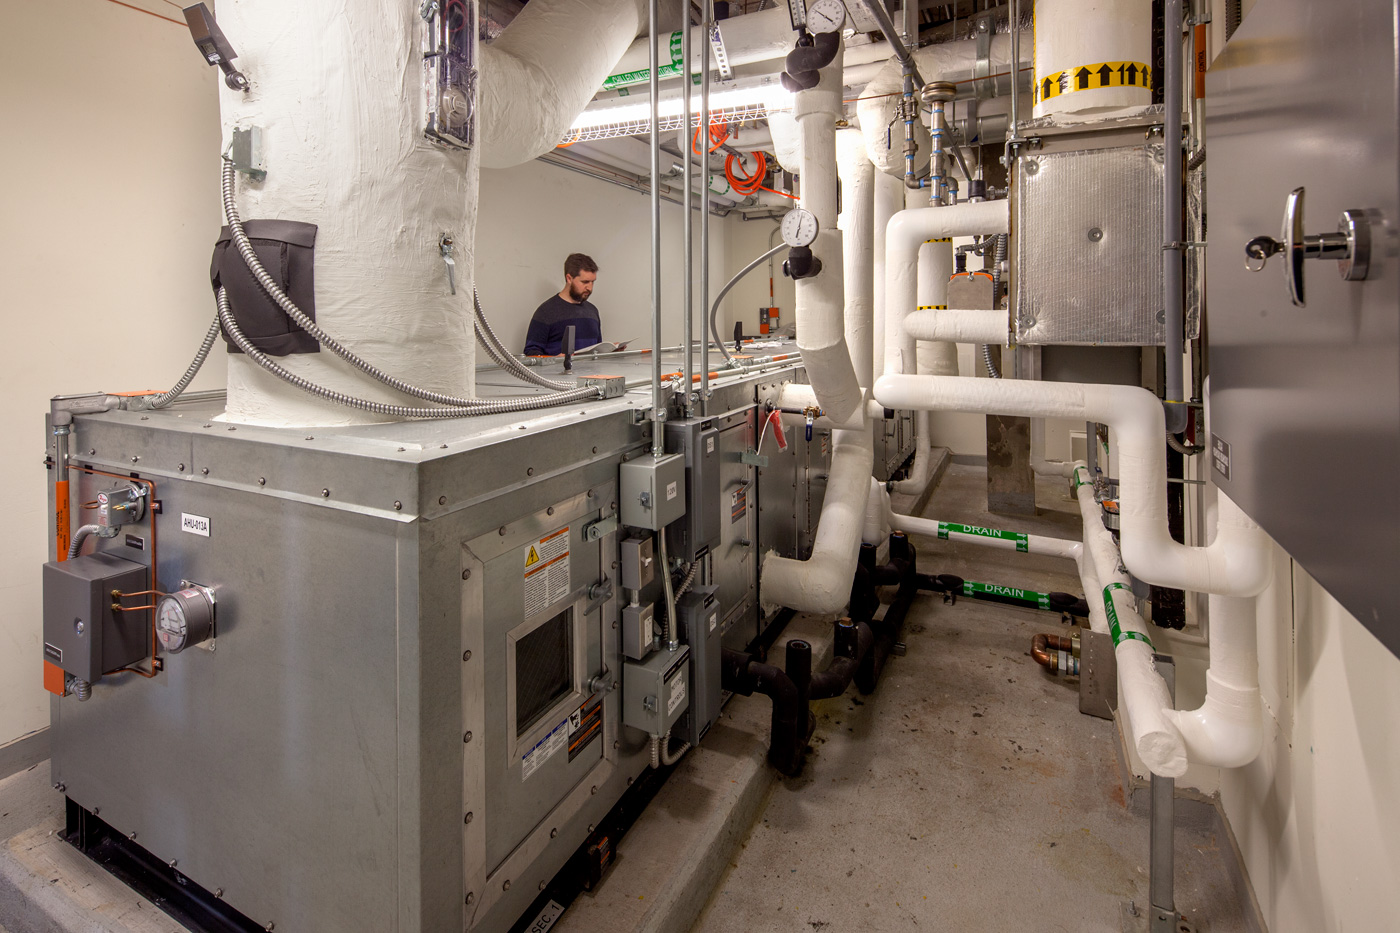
(806, 0, 846, 34)
(156, 586, 216, 653)
(780, 208, 819, 247)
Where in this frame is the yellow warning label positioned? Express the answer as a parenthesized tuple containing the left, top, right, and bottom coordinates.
(917, 304, 948, 311)
(1034, 61, 1153, 104)
(924, 237, 952, 244)
(525, 545, 540, 568)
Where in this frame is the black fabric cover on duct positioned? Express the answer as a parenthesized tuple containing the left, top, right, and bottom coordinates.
(211, 219, 319, 356)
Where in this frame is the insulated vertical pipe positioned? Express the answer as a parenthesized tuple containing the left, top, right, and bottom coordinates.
(872, 171, 905, 377)
(837, 130, 875, 387)
(793, 51, 863, 424)
(681, 7, 695, 408)
(700, 0, 713, 411)
(650, 0, 664, 457)
(1163, 0, 1189, 434)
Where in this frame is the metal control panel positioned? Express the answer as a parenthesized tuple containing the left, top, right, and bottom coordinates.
(676, 586, 721, 747)
(664, 419, 723, 562)
(1206, 0, 1400, 650)
(42, 552, 149, 684)
(619, 453, 687, 530)
(622, 645, 690, 736)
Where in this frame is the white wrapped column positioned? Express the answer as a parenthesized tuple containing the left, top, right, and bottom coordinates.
(218, 0, 475, 425)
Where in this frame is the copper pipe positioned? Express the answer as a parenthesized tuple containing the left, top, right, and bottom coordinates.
(1031, 632, 1075, 669)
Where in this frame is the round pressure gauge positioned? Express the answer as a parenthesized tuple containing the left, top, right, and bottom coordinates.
(780, 208, 819, 247)
(805, 0, 846, 34)
(156, 585, 216, 653)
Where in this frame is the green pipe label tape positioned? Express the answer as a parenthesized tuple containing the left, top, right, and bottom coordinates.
(962, 581, 1051, 610)
(1103, 582, 1154, 650)
(938, 522, 1029, 552)
(603, 31, 685, 89)
(1035, 61, 1153, 104)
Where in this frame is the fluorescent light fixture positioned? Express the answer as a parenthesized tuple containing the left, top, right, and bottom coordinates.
(566, 78, 794, 134)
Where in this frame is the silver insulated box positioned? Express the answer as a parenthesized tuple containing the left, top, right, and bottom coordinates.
(1014, 144, 1166, 346)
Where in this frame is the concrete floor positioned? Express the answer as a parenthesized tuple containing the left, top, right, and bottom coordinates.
(692, 464, 1249, 933)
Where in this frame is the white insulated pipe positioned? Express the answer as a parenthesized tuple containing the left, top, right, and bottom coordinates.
(892, 512, 1084, 561)
(884, 201, 1011, 378)
(893, 238, 958, 496)
(871, 171, 905, 378)
(479, 0, 645, 168)
(904, 308, 1009, 345)
(792, 52, 863, 425)
(1032, 0, 1153, 119)
(761, 427, 876, 615)
(218, 0, 476, 426)
(1072, 467, 1188, 777)
(837, 130, 875, 387)
(1166, 592, 1263, 768)
(872, 375, 1273, 599)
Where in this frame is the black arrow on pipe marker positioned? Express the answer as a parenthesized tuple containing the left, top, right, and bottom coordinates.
(1042, 76, 1054, 99)
(1124, 63, 1139, 86)
(1076, 67, 1091, 89)
(1098, 64, 1114, 87)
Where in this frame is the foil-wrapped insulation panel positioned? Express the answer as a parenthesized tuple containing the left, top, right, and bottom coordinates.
(1013, 145, 1165, 346)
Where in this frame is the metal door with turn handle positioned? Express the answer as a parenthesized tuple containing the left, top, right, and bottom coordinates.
(1206, 0, 1400, 649)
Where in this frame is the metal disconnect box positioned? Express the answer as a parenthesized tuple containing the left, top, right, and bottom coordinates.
(676, 586, 721, 747)
(664, 419, 723, 561)
(1015, 144, 1165, 345)
(1205, 0, 1400, 651)
(622, 644, 689, 736)
(619, 453, 687, 530)
(42, 552, 149, 683)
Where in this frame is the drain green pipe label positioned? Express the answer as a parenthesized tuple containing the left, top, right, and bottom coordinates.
(938, 522, 1029, 552)
(962, 581, 1051, 609)
(1103, 582, 1154, 650)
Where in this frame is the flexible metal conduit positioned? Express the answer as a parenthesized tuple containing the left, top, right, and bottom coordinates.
(471, 287, 577, 391)
(220, 160, 597, 411)
(709, 244, 787, 363)
(217, 290, 601, 418)
(149, 317, 221, 409)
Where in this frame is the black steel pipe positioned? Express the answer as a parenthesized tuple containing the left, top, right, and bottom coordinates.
(809, 618, 874, 700)
(721, 647, 808, 775)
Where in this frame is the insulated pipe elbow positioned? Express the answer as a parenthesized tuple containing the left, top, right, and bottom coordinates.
(478, 0, 644, 168)
(761, 427, 875, 615)
(1165, 591, 1265, 769)
(884, 202, 1010, 377)
(904, 308, 1009, 346)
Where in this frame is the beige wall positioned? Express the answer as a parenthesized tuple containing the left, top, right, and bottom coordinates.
(0, 0, 224, 747)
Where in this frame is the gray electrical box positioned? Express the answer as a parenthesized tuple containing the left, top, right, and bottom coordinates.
(42, 552, 150, 683)
(664, 419, 723, 562)
(621, 602, 655, 660)
(622, 644, 689, 736)
(619, 453, 687, 530)
(676, 586, 721, 747)
(620, 535, 655, 591)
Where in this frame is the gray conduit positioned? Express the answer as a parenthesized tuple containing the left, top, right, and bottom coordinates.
(149, 316, 221, 409)
(220, 159, 598, 410)
(68, 525, 101, 560)
(710, 243, 788, 364)
(471, 288, 576, 390)
(217, 290, 599, 418)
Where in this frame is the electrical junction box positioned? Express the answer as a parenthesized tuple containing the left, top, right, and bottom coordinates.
(620, 535, 655, 591)
(622, 644, 689, 736)
(664, 419, 723, 562)
(42, 552, 150, 683)
(621, 602, 655, 660)
(675, 586, 721, 747)
(619, 453, 686, 530)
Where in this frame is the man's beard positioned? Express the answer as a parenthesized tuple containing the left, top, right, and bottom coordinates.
(570, 284, 590, 302)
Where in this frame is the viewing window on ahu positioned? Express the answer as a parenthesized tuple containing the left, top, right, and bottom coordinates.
(515, 607, 574, 736)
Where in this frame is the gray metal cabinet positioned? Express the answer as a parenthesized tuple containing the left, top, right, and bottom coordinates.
(1205, 0, 1400, 649)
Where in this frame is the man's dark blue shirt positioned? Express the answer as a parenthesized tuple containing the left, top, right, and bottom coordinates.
(523, 294, 602, 355)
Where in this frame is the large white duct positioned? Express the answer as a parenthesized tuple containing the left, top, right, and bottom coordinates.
(884, 201, 1011, 377)
(218, 0, 476, 426)
(1033, 0, 1153, 119)
(479, 0, 644, 168)
(837, 130, 875, 387)
(858, 35, 1028, 178)
(871, 375, 1274, 599)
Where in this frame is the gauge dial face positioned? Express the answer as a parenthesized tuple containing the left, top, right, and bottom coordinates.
(806, 0, 846, 34)
(780, 208, 819, 247)
(157, 595, 188, 652)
